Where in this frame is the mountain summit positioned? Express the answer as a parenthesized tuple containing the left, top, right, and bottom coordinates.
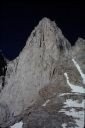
(22, 17, 71, 55)
(0, 18, 85, 127)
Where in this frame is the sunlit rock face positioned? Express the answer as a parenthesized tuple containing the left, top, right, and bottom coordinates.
(0, 18, 85, 126)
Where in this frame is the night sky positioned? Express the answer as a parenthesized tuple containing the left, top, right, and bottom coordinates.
(0, 1, 85, 60)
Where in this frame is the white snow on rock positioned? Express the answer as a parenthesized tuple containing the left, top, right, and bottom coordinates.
(64, 72, 85, 93)
(0, 18, 71, 117)
(59, 92, 82, 97)
(62, 123, 67, 128)
(72, 58, 85, 84)
(10, 121, 23, 128)
(42, 99, 50, 107)
(63, 99, 84, 108)
(60, 99, 85, 128)
(60, 70, 85, 127)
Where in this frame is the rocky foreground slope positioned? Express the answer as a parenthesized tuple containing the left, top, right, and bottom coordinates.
(0, 18, 85, 128)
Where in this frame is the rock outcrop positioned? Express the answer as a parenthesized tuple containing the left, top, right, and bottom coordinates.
(0, 18, 85, 127)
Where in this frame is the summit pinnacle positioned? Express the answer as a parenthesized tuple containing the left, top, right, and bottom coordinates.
(0, 18, 85, 127)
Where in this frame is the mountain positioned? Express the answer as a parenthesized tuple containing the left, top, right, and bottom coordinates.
(0, 18, 85, 128)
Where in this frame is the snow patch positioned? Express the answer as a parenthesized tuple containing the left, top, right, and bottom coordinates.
(42, 99, 50, 107)
(59, 99, 85, 128)
(10, 121, 23, 128)
(62, 123, 67, 128)
(59, 58, 85, 127)
(59, 92, 81, 97)
(64, 72, 85, 93)
(63, 99, 84, 108)
(72, 58, 85, 84)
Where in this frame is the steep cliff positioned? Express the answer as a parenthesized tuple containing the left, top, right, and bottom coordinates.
(0, 18, 85, 127)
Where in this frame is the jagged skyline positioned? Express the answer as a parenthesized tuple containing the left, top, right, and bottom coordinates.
(0, 1, 85, 60)
(0, 17, 85, 127)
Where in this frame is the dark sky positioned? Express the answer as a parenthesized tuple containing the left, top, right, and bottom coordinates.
(0, 1, 85, 60)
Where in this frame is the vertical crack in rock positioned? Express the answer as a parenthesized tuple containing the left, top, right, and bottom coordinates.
(0, 17, 85, 127)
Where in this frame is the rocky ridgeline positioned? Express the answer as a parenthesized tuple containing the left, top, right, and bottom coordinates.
(0, 18, 85, 127)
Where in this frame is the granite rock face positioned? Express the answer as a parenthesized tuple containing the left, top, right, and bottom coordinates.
(0, 18, 85, 127)
(72, 38, 85, 72)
